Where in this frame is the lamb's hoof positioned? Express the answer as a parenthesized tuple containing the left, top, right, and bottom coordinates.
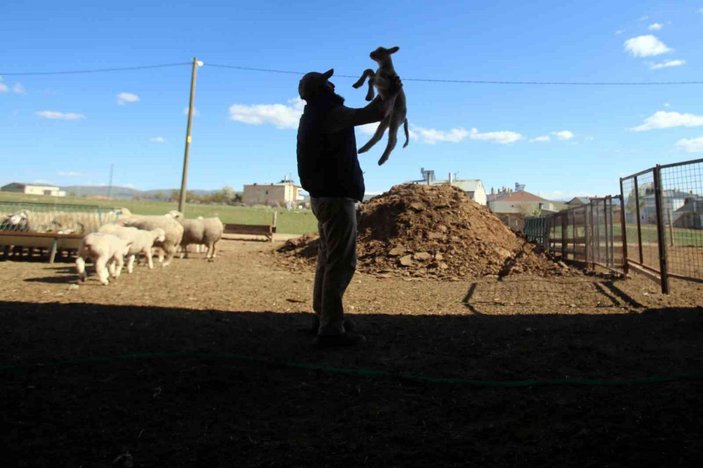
(358, 146, 369, 154)
(378, 156, 389, 166)
(207, 257, 214, 263)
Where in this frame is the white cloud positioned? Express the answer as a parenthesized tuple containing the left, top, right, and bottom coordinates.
(410, 126, 470, 144)
(57, 171, 85, 177)
(614, 29, 625, 36)
(117, 92, 140, 105)
(624, 35, 672, 57)
(630, 111, 703, 131)
(469, 128, 522, 144)
(648, 23, 663, 31)
(183, 107, 200, 117)
(0, 78, 25, 94)
(149, 136, 166, 143)
(649, 59, 686, 70)
(228, 97, 304, 129)
(676, 136, 703, 153)
(552, 130, 574, 141)
(36, 110, 85, 120)
(530, 135, 551, 143)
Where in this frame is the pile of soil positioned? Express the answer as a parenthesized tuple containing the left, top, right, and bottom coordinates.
(279, 184, 571, 279)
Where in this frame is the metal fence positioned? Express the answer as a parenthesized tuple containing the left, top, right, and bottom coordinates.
(0, 201, 122, 234)
(620, 158, 703, 293)
(524, 196, 622, 272)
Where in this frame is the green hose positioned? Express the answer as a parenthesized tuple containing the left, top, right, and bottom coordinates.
(1, 351, 701, 388)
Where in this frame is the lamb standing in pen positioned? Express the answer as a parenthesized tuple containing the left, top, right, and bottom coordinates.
(75, 232, 132, 285)
(117, 214, 183, 266)
(352, 45, 409, 166)
(98, 223, 166, 272)
(166, 211, 223, 261)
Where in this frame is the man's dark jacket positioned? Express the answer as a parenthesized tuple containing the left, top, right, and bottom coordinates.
(297, 91, 383, 202)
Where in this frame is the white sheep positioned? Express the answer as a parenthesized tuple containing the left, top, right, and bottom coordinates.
(98, 223, 166, 272)
(75, 232, 132, 285)
(117, 214, 184, 266)
(166, 211, 224, 261)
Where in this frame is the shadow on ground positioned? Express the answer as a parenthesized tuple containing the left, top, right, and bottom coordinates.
(1, 301, 701, 467)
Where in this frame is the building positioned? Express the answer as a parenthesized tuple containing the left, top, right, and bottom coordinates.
(674, 195, 703, 229)
(566, 197, 591, 207)
(242, 178, 304, 207)
(415, 168, 487, 205)
(1, 182, 66, 197)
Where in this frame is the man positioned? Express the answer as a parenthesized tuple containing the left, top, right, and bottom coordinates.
(296, 68, 401, 347)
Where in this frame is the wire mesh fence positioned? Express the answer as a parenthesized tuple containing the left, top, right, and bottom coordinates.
(619, 158, 703, 292)
(525, 196, 622, 272)
(0, 201, 124, 234)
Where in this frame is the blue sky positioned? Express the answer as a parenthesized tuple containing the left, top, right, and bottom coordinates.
(1, 0, 702, 200)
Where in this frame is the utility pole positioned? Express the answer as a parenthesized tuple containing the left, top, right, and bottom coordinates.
(178, 57, 203, 214)
(107, 163, 114, 199)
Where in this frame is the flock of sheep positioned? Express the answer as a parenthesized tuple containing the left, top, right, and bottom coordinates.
(1, 207, 224, 285)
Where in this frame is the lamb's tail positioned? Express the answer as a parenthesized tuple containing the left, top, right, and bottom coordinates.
(403, 118, 409, 148)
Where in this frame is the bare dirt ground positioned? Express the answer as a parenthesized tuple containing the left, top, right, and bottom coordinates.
(1, 237, 702, 467)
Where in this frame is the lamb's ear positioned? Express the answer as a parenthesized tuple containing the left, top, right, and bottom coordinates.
(389, 46, 399, 54)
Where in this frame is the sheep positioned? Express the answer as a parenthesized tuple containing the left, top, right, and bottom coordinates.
(1, 211, 30, 257)
(75, 232, 132, 285)
(352, 45, 409, 166)
(166, 211, 224, 261)
(117, 214, 184, 266)
(98, 223, 166, 272)
(1, 211, 30, 232)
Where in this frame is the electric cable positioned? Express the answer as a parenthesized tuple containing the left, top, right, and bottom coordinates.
(1, 61, 702, 86)
(0, 62, 192, 76)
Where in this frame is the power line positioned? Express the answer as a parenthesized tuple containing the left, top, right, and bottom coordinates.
(2, 60, 702, 86)
(0, 62, 192, 76)
(206, 63, 703, 86)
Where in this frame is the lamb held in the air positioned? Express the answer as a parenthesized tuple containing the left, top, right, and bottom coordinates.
(352, 45, 409, 166)
(75, 232, 132, 285)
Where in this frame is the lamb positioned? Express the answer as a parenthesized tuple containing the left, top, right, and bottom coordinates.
(75, 232, 132, 285)
(98, 223, 166, 272)
(117, 214, 184, 267)
(166, 211, 224, 261)
(1, 211, 30, 232)
(352, 45, 409, 166)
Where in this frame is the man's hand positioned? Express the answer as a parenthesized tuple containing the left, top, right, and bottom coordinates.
(386, 74, 403, 98)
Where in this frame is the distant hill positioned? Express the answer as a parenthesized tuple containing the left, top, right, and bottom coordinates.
(61, 185, 218, 200)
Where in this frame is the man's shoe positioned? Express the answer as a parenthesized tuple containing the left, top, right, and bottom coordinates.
(300, 316, 356, 334)
(313, 332, 366, 348)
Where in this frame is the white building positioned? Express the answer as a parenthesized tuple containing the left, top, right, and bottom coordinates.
(242, 178, 304, 207)
(415, 169, 487, 205)
(1, 182, 66, 197)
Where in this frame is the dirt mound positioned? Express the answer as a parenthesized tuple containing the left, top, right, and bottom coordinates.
(279, 184, 571, 279)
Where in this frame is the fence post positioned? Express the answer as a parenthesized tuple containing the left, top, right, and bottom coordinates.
(619, 181, 629, 275)
(653, 165, 670, 294)
(633, 176, 644, 264)
(561, 213, 567, 260)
